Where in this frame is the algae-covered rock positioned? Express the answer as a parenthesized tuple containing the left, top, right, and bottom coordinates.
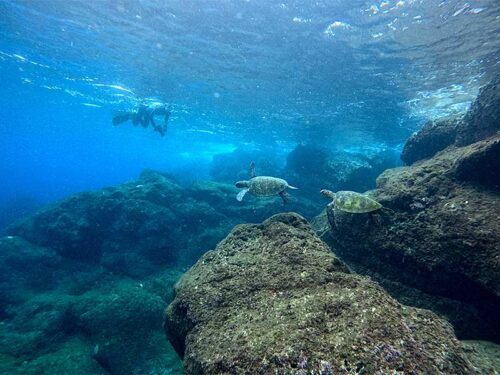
(72, 278, 181, 374)
(0, 237, 61, 311)
(6, 170, 319, 272)
(456, 76, 500, 146)
(401, 76, 499, 165)
(401, 117, 459, 165)
(321, 134, 500, 342)
(453, 135, 500, 189)
(0, 337, 108, 375)
(462, 340, 500, 375)
(165, 213, 474, 374)
(0, 269, 184, 375)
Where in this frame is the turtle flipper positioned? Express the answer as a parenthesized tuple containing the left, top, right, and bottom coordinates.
(249, 161, 256, 178)
(320, 189, 336, 200)
(237, 188, 249, 202)
(279, 191, 290, 204)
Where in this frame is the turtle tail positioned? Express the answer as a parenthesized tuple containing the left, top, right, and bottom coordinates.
(288, 185, 299, 190)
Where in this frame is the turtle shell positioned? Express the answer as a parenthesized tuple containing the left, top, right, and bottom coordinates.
(248, 176, 288, 196)
(334, 191, 382, 213)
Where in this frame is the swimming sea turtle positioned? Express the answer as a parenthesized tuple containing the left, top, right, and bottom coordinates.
(235, 162, 298, 204)
(320, 189, 382, 213)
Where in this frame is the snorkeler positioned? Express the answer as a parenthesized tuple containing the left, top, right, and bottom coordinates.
(113, 104, 172, 137)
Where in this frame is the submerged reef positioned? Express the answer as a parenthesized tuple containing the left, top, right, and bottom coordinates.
(317, 77, 500, 343)
(6, 169, 319, 267)
(0, 171, 318, 374)
(165, 213, 474, 374)
(0, 235, 183, 374)
(284, 144, 399, 198)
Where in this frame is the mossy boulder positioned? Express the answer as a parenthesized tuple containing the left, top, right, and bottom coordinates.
(320, 134, 500, 342)
(401, 117, 459, 165)
(165, 213, 474, 374)
(456, 76, 500, 146)
(0, 337, 108, 375)
(401, 76, 499, 165)
(453, 135, 500, 189)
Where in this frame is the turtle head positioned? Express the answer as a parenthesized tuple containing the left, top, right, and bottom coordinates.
(320, 189, 336, 201)
(236, 180, 250, 188)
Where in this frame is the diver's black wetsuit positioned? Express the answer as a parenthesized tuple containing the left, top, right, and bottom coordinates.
(113, 105, 172, 137)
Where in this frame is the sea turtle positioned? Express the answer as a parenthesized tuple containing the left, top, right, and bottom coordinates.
(320, 189, 382, 213)
(235, 162, 298, 204)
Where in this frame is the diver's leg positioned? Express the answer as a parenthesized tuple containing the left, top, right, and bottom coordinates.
(132, 114, 140, 126)
(140, 115, 149, 128)
(150, 117, 157, 130)
(151, 117, 164, 136)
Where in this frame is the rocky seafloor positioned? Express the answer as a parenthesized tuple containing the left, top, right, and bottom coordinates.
(1, 77, 500, 374)
(0, 171, 320, 374)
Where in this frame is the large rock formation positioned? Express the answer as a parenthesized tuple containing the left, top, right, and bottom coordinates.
(321, 136, 500, 341)
(165, 213, 474, 374)
(402, 77, 500, 165)
(318, 79, 500, 342)
(6, 169, 319, 269)
(0, 235, 183, 374)
(456, 75, 500, 146)
(401, 117, 459, 165)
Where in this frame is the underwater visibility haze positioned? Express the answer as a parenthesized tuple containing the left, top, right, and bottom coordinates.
(1, 1, 500, 374)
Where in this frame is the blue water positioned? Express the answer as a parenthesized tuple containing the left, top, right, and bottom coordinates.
(0, 0, 498, 213)
(1, 2, 500, 374)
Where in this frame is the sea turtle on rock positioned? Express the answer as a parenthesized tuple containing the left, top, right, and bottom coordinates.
(236, 162, 298, 204)
(320, 189, 382, 213)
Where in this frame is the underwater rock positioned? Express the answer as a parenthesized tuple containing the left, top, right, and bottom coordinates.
(401, 76, 499, 165)
(401, 117, 459, 165)
(0, 236, 61, 313)
(6, 170, 319, 271)
(5, 191, 123, 263)
(284, 144, 398, 197)
(453, 135, 500, 189)
(0, 337, 108, 375)
(71, 278, 180, 374)
(456, 76, 500, 146)
(1, 170, 319, 374)
(320, 135, 500, 342)
(165, 213, 474, 374)
(462, 340, 500, 375)
(0, 196, 40, 232)
(0, 266, 183, 374)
